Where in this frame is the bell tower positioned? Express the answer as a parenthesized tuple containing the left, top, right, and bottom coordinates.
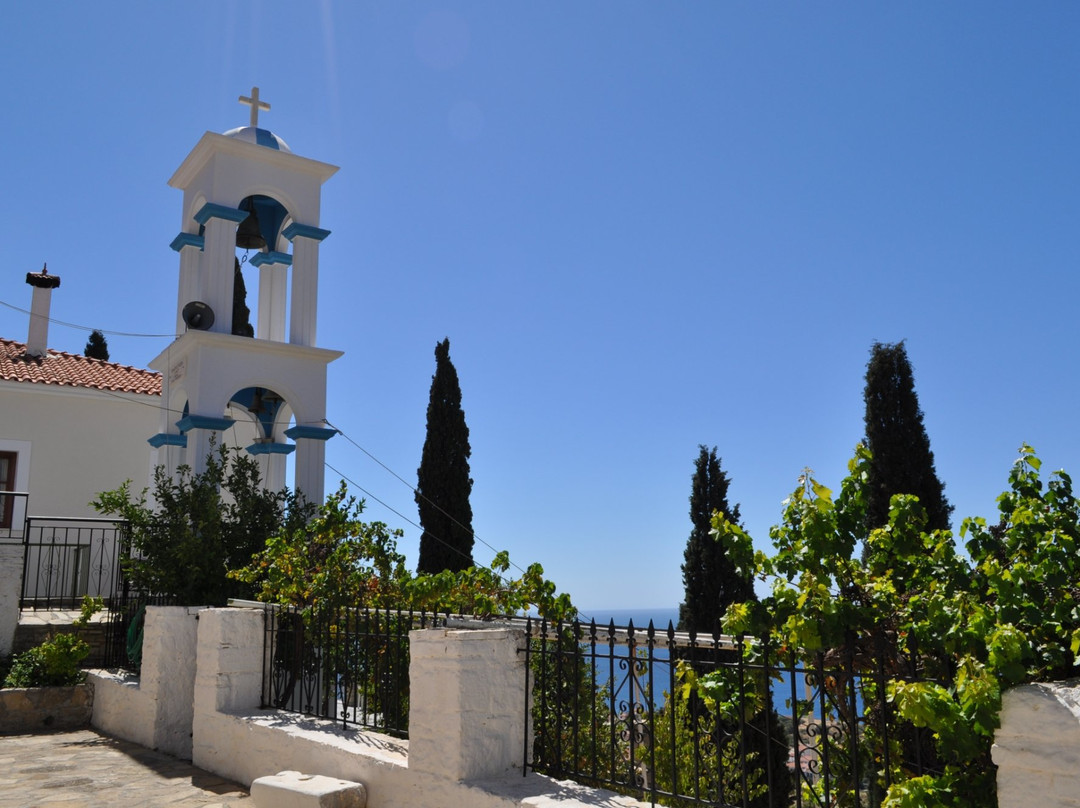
(148, 87, 342, 506)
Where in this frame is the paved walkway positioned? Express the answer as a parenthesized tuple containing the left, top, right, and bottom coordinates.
(0, 729, 250, 808)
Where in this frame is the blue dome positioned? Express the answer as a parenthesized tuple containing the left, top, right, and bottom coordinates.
(223, 126, 292, 153)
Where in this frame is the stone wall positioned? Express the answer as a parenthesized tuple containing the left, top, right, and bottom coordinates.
(12, 623, 109, 666)
(0, 683, 92, 734)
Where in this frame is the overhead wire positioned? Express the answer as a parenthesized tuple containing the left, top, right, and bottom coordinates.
(322, 418, 528, 575)
(0, 299, 179, 339)
(2, 301, 582, 613)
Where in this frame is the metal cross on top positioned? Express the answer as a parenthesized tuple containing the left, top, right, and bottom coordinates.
(238, 86, 271, 128)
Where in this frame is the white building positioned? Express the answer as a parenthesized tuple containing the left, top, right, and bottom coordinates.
(0, 269, 161, 533)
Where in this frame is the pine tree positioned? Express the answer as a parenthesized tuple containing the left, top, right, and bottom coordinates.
(863, 341, 952, 531)
(84, 330, 109, 361)
(677, 446, 752, 634)
(416, 338, 475, 574)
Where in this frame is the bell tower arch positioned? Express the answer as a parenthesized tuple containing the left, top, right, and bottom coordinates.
(147, 88, 342, 507)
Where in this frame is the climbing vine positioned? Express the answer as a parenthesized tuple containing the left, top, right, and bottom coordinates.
(717, 444, 1080, 807)
(231, 481, 575, 621)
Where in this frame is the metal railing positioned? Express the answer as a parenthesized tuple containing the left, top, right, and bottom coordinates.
(255, 602, 446, 738)
(0, 491, 29, 542)
(524, 618, 940, 808)
(20, 516, 129, 610)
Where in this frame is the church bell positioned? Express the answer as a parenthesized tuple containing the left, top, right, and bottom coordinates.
(235, 208, 267, 251)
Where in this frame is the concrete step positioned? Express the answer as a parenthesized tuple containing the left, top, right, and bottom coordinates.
(251, 771, 366, 808)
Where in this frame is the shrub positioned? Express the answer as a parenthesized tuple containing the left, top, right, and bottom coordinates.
(3, 597, 102, 688)
(94, 445, 314, 606)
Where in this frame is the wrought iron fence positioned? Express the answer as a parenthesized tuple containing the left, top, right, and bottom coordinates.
(100, 592, 179, 671)
(258, 603, 445, 738)
(524, 618, 940, 808)
(20, 516, 129, 610)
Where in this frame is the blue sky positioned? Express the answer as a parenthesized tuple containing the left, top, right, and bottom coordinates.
(2, 3, 1078, 612)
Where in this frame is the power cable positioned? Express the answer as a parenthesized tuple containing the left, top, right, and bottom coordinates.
(0, 299, 179, 339)
(323, 419, 531, 577)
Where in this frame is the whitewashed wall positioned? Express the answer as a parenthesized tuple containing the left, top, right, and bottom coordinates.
(91, 606, 649, 808)
(0, 382, 158, 518)
(90, 606, 201, 758)
(0, 543, 23, 655)
(993, 679, 1080, 807)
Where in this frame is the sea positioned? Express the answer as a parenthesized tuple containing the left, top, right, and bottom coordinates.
(543, 606, 818, 720)
(573, 607, 681, 630)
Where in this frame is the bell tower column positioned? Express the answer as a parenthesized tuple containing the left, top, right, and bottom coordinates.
(170, 234, 205, 335)
(285, 425, 336, 506)
(178, 415, 235, 476)
(250, 251, 291, 341)
(283, 223, 330, 348)
(193, 204, 248, 336)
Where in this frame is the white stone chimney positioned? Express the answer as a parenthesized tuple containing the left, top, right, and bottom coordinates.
(25, 265, 61, 358)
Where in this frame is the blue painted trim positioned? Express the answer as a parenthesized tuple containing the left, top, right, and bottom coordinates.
(194, 203, 248, 226)
(249, 251, 293, 267)
(246, 442, 296, 456)
(170, 233, 205, 252)
(148, 433, 187, 448)
(177, 415, 235, 433)
(282, 223, 331, 242)
(284, 425, 337, 441)
(254, 128, 280, 149)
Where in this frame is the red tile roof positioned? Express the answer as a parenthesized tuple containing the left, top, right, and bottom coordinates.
(0, 338, 161, 396)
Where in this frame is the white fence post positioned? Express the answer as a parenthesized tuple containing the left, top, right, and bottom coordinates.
(993, 680, 1080, 807)
(408, 626, 528, 782)
(90, 606, 202, 758)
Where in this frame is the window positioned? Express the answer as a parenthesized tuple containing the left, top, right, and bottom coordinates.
(0, 451, 16, 529)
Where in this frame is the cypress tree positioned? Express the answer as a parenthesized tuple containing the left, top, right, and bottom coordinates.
(232, 258, 254, 337)
(863, 341, 952, 531)
(675, 447, 790, 806)
(416, 338, 475, 574)
(677, 445, 752, 634)
(84, 329, 109, 361)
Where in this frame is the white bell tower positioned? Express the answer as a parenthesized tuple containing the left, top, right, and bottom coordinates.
(148, 88, 342, 507)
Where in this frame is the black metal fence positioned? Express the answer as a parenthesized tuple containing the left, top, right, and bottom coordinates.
(2, 508, 136, 670)
(259, 604, 445, 738)
(525, 618, 940, 808)
(20, 516, 129, 611)
(100, 593, 180, 672)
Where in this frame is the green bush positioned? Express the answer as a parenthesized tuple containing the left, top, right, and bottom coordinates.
(2, 596, 102, 689)
(94, 445, 314, 607)
(3, 634, 91, 688)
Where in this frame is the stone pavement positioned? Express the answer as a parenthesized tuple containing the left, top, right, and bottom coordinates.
(0, 729, 250, 807)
